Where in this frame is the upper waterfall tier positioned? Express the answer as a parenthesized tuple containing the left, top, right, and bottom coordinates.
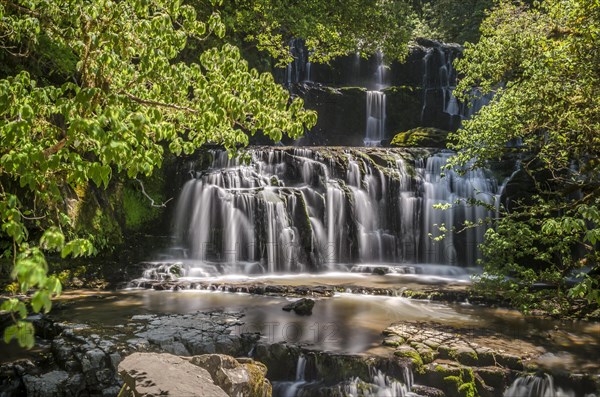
(274, 39, 492, 147)
(168, 147, 501, 273)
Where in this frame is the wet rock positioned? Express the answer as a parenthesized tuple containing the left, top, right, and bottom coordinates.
(0, 359, 35, 397)
(118, 352, 228, 397)
(454, 346, 479, 366)
(372, 267, 389, 275)
(282, 298, 315, 315)
(495, 353, 523, 371)
(23, 371, 71, 397)
(411, 384, 446, 397)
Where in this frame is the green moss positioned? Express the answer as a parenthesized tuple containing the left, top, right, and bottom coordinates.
(394, 348, 424, 368)
(122, 184, 163, 231)
(443, 368, 479, 397)
(391, 127, 450, 148)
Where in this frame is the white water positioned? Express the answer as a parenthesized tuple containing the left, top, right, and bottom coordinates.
(364, 52, 388, 146)
(503, 374, 581, 397)
(364, 91, 386, 147)
(161, 148, 501, 275)
(341, 368, 416, 397)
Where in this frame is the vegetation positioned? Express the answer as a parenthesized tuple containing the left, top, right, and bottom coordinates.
(1, 0, 598, 353)
(411, 0, 494, 44)
(0, 0, 318, 347)
(201, 0, 414, 64)
(449, 0, 600, 315)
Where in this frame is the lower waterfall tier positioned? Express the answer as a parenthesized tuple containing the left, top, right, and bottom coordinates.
(168, 147, 503, 273)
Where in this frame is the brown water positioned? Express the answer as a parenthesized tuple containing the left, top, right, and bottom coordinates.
(3, 285, 598, 373)
(48, 288, 600, 370)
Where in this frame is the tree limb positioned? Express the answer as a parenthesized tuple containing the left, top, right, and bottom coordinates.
(134, 178, 173, 208)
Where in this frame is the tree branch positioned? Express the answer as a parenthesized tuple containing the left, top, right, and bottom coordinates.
(121, 91, 199, 114)
(134, 178, 173, 208)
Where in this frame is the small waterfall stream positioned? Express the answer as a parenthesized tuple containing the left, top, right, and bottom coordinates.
(274, 356, 417, 397)
(503, 374, 597, 397)
(365, 52, 388, 146)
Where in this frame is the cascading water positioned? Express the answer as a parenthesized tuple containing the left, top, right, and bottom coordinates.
(160, 147, 500, 276)
(364, 52, 388, 146)
(340, 368, 416, 397)
(420, 44, 492, 128)
(364, 92, 386, 147)
(503, 374, 584, 397)
(273, 356, 308, 397)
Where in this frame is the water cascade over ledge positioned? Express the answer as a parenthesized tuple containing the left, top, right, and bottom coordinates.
(162, 147, 501, 276)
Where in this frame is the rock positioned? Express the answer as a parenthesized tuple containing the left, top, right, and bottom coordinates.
(495, 353, 524, 370)
(23, 371, 70, 397)
(282, 298, 315, 315)
(454, 346, 479, 366)
(372, 267, 389, 275)
(118, 352, 228, 397)
(191, 354, 271, 397)
(391, 127, 449, 148)
(411, 384, 446, 397)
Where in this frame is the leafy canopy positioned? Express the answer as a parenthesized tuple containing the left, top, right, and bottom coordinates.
(449, 0, 600, 314)
(198, 0, 414, 64)
(0, 0, 316, 347)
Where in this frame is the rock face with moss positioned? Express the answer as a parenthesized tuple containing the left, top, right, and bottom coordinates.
(391, 127, 450, 148)
(379, 321, 600, 397)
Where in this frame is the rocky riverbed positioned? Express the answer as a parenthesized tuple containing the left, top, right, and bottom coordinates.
(1, 287, 599, 396)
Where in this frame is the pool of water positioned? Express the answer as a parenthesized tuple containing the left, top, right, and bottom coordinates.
(47, 285, 600, 373)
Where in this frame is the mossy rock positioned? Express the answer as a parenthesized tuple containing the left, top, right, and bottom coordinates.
(391, 127, 450, 148)
(241, 361, 272, 397)
(382, 336, 405, 347)
(443, 368, 478, 397)
(394, 346, 423, 368)
(454, 347, 479, 366)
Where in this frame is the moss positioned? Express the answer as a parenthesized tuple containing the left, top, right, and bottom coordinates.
(443, 368, 479, 397)
(382, 336, 405, 347)
(418, 348, 436, 364)
(391, 127, 450, 148)
(243, 362, 272, 397)
(394, 348, 424, 369)
(122, 183, 163, 231)
(72, 184, 123, 251)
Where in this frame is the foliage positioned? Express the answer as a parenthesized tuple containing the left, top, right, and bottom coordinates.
(411, 0, 494, 44)
(193, 0, 414, 64)
(0, 0, 316, 347)
(449, 0, 600, 314)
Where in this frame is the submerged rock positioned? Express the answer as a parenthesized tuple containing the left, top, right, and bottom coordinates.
(282, 298, 315, 315)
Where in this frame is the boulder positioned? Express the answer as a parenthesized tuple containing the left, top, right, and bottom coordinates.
(191, 354, 271, 397)
(282, 298, 315, 315)
(118, 352, 228, 397)
(391, 127, 450, 148)
(23, 371, 71, 397)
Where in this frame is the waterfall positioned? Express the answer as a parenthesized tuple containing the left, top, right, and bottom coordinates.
(504, 374, 579, 397)
(273, 356, 308, 397)
(162, 147, 501, 275)
(284, 39, 312, 85)
(341, 368, 414, 397)
(364, 52, 388, 146)
(364, 91, 386, 146)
